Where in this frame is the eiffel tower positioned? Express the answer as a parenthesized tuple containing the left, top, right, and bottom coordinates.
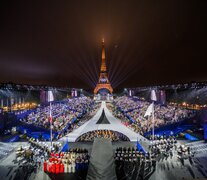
(94, 39, 113, 95)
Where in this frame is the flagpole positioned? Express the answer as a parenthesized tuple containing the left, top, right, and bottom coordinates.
(152, 101, 155, 141)
(50, 102, 53, 151)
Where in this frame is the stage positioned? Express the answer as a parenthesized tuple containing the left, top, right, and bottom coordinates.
(59, 101, 149, 143)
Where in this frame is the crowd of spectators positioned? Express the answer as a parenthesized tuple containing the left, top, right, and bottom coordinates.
(64, 102, 101, 134)
(76, 130, 130, 142)
(112, 96, 195, 135)
(20, 97, 94, 134)
(55, 102, 101, 139)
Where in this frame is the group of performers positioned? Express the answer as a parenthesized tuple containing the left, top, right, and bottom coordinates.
(44, 149, 90, 174)
(77, 129, 129, 142)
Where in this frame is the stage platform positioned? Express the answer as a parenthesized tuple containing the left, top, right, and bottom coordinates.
(59, 101, 149, 143)
(87, 138, 117, 180)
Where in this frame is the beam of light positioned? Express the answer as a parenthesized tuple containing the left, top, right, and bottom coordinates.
(108, 35, 159, 89)
(170, 87, 207, 104)
(109, 48, 135, 86)
(108, 40, 131, 82)
(110, 51, 147, 88)
(67, 41, 99, 88)
(89, 47, 99, 84)
(76, 42, 97, 84)
(112, 61, 141, 88)
(68, 51, 96, 88)
(108, 42, 129, 82)
(108, 41, 146, 88)
(72, 56, 94, 85)
(84, 43, 100, 85)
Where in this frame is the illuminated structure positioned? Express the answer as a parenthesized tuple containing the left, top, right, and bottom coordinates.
(94, 39, 113, 94)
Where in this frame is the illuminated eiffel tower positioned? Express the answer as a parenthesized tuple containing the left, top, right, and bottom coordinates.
(94, 39, 113, 95)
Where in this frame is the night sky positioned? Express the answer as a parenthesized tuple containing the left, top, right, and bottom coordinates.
(0, 0, 207, 90)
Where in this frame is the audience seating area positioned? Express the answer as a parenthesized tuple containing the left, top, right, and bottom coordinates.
(18, 97, 95, 139)
(111, 96, 195, 136)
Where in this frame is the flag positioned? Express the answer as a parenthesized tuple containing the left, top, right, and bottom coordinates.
(137, 138, 142, 151)
(61, 142, 69, 152)
(144, 103, 154, 117)
(47, 91, 54, 102)
(151, 90, 157, 101)
(49, 116, 52, 123)
(136, 138, 147, 154)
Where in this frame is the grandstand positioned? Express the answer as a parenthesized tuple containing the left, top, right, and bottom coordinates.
(0, 84, 207, 180)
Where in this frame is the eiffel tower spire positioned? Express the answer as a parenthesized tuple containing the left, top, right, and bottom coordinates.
(101, 38, 107, 72)
(94, 39, 113, 94)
